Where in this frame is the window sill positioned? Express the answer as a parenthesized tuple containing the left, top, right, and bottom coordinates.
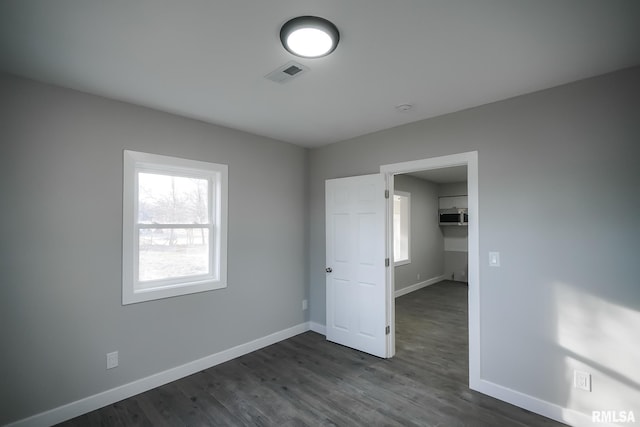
(124, 279, 226, 305)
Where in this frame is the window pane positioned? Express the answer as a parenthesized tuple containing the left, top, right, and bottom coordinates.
(393, 194, 409, 262)
(138, 172, 209, 224)
(138, 228, 210, 282)
(393, 198, 402, 260)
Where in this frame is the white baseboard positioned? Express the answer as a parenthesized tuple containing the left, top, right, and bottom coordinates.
(10, 320, 603, 427)
(394, 275, 445, 298)
(7, 322, 311, 427)
(309, 321, 326, 336)
(474, 378, 607, 427)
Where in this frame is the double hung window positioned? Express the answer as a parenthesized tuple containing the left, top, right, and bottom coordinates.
(122, 150, 227, 304)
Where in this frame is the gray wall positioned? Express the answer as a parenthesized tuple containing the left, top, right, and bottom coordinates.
(439, 182, 467, 198)
(2, 66, 639, 423)
(393, 175, 443, 291)
(308, 67, 640, 417)
(0, 74, 308, 425)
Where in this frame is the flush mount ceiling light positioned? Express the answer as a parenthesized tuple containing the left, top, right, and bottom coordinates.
(280, 16, 340, 58)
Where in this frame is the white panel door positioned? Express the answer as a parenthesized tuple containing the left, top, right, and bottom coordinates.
(325, 174, 388, 358)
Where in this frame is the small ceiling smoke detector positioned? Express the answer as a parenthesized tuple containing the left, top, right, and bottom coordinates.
(280, 16, 340, 58)
(395, 104, 413, 112)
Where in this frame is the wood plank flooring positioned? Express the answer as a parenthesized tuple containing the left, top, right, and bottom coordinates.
(58, 281, 566, 426)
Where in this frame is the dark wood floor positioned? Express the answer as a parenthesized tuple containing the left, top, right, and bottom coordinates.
(58, 281, 566, 426)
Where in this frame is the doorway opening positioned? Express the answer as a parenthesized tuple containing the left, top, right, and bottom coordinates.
(380, 151, 480, 389)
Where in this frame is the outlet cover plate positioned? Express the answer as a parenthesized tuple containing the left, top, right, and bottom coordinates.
(574, 370, 591, 391)
(106, 351, 119, 369)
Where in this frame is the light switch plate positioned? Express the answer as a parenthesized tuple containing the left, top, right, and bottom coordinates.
(489, 252, 500, 267)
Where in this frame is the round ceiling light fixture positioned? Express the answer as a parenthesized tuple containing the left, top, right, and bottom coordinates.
(280, 16, 340, 58)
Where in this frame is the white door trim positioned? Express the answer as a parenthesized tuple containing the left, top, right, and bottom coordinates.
(380, 151, 480, 389)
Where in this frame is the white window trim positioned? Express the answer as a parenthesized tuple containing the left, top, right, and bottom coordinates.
(393, 190, 411, 266)
(122, 150, 228, 305)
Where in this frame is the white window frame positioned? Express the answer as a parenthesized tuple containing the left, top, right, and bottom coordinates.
(122, 150, 228, 305)
(393, 191, 411, 266)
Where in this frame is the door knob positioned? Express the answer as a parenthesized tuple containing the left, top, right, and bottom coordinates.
(325, 267, 333, 273)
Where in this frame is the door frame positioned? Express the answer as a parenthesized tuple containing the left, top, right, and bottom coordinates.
(380, 151, 480, 389)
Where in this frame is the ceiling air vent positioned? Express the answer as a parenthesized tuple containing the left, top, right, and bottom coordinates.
(265, 61, 310, 83)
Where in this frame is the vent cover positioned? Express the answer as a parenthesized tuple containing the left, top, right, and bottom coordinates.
(265, 61, 310, 83)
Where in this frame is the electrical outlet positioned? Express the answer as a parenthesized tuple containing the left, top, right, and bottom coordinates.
(106, 351, 119, 369)
(573, 370, 591, 391)
(302, 299, 308, 311)
(417, 273, 421, 280)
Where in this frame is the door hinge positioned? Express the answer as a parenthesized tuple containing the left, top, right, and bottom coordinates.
(385, 325, 391, 335)
(385, 258, 390, 267)
(384, 189, 389, 199)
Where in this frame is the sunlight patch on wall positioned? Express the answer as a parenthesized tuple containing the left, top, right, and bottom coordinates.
(554, 281, 640, 418)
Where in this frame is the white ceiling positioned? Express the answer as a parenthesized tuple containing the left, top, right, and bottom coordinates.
(406, 166, 468, 184)
(1, 1, 639, 148)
